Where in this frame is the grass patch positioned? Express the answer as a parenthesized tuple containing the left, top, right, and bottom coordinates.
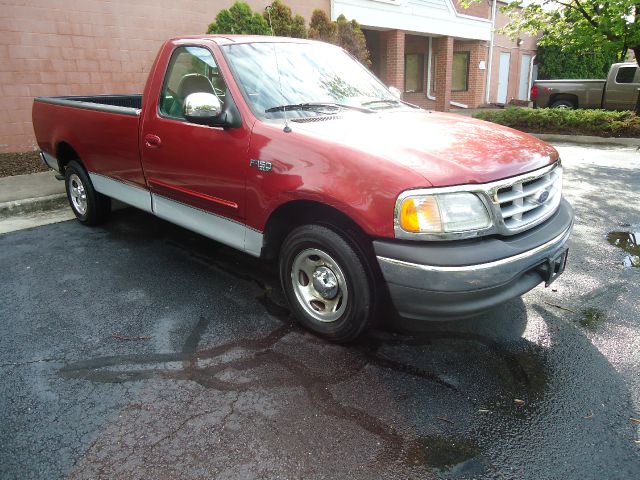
(473, 107, 640, 138)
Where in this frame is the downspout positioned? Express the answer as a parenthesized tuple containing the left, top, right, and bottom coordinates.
(427, 37, 436, 101)
(427, 36, 469, 108)
(527, 54, 536, 101)
(485, 0, 497, 104)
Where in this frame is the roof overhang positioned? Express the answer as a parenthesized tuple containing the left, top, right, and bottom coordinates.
(332, 0, 492, 41)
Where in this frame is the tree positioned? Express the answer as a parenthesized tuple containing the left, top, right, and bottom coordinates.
(290, 14, 307, 39)
(308, 9, 336, 42)
(335, 15, 371, 68)
(308, 10, 371, 67)
(207, 1, 270, 35)
(264, 1, 307, 38)
(536, 44, 620, 79)
(496, 1, 640, 66)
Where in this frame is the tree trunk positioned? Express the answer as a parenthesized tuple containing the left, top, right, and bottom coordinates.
(634, 48, 640, 67)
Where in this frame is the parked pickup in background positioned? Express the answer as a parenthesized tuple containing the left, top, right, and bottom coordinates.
(532, 62, 639, 110)
(33, 35, 574, 342)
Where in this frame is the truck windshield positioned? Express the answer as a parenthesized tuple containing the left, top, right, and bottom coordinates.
(222, 42, 403, 120)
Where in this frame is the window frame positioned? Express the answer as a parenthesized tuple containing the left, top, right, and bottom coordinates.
(452, 51, 470, 92)
(404, 53, 425, 93)
(156, 44, 228, 122)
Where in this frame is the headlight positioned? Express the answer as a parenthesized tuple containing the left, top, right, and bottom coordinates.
(398, 192, 491, 234)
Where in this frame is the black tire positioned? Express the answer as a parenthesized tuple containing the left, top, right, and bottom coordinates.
(550, 99, 576, 109)
(279, 224, 379, 342)
(64, 160, 111, 225)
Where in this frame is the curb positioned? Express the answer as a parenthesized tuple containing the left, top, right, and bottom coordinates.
(0, 193, 68, 219)
(532, 133, 640, 147)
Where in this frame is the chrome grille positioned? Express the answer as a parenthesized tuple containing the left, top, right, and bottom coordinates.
(393, 161, 563, 241)
(494, 164, 562, 232)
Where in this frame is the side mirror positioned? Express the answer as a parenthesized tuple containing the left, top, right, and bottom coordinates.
(183, 92, 223, 126)
(388, 86, 402, 100)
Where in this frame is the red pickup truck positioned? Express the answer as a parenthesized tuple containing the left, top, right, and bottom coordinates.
(32, 35, 573, 341)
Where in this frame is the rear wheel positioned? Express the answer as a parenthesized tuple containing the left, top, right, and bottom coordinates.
(64, 160, 110, 225)
(550, 99, 576, 109)
(279, 224, 378, 342)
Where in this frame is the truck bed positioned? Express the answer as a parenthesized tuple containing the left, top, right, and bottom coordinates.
(34, 94, 142, 116)
(32, 93, 146, 192)
(533, 79, 606, 109)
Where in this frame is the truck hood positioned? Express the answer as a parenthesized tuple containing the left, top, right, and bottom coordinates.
(290, 109, 558, 186)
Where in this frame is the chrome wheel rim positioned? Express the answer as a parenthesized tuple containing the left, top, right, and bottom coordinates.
(69, 174, 87, 215)
(290, 248, 348, 323)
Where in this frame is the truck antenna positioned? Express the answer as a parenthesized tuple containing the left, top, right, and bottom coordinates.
(270, 37, 292, 133)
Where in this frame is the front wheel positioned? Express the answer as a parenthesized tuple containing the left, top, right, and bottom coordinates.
(64, 160, 111, 225)
(279, 224, 377, 342)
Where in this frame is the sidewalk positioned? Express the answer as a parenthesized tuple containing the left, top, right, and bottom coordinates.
(0, 171, 69, 228)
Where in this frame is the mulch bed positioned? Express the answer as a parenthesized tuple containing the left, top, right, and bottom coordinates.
(0, 151, 49, 177)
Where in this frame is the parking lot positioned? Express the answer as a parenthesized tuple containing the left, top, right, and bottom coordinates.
(1, 142, 639, 480)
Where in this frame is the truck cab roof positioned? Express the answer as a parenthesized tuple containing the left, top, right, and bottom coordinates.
(167, 34, 319, 46)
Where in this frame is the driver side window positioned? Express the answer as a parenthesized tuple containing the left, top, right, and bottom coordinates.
(159, 46, 227, 119)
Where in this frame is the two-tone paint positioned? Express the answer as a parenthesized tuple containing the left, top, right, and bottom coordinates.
(33, 35, 560, 257)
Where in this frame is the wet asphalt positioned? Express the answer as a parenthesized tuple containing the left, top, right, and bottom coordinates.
(1, 142, 639, 480)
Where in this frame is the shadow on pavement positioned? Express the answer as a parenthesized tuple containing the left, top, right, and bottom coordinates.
(47, 208, 637, 480)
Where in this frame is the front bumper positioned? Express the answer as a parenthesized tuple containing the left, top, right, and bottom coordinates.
(375, 198, 574, 320)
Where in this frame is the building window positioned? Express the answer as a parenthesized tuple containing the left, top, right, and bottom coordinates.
(452, 52, 470, 92)
(404, 53, 424, 93)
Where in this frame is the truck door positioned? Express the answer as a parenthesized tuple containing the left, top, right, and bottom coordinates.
(140, 45, 250, 227)
(603, 65, 639, 110)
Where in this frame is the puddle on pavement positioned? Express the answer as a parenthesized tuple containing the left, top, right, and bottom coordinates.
(606, 231, 640, 268)
(579, 307, 607, 331)
(406, 435, 483, 476)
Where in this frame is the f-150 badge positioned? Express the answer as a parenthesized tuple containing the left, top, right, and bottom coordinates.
(249, 159, 272, 172)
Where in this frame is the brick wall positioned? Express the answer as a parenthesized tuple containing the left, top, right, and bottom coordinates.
(452, 0, 490, 19)
(432, 36, 453, 112)
(0, 0, 328, 153)
(484, 1, 538, 103)
(384, 34, 488, 110)
(380, 29, 405, 91)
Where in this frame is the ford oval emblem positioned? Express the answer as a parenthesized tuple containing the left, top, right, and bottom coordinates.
(537, 190, 550, 203)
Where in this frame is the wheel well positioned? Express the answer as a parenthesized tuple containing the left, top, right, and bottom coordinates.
(56, 142, 81, 173)
(261, 200, 370, 260)
(549, 94, 578, 108)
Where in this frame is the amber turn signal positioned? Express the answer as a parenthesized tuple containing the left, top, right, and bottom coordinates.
(399, 196, 442, 233)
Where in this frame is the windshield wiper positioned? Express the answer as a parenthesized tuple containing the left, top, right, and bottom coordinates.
(360, 99, 402, 108)
(265, 102, 373, 113)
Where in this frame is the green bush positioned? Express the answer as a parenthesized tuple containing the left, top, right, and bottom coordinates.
(264, 0, 307, 38)
(536, 44, 620, 80)
(473, 108, 640, 138)
(306, 11, 371, 67)
(207, 2, 270, 35)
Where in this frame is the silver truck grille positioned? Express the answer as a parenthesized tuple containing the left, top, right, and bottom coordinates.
(494, 164, 562, 232)
(393, 161, 563, 241)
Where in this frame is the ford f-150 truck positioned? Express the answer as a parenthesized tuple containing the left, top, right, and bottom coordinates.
(532, 62, 639, 110)
(33, 35, 574, 342)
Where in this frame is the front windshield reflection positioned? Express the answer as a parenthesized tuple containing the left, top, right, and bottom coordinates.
(222, 42, 401, 120)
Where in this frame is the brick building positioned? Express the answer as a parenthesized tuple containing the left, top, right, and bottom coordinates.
(346, 0, 537, 110)
(0, 0, 536, 153)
